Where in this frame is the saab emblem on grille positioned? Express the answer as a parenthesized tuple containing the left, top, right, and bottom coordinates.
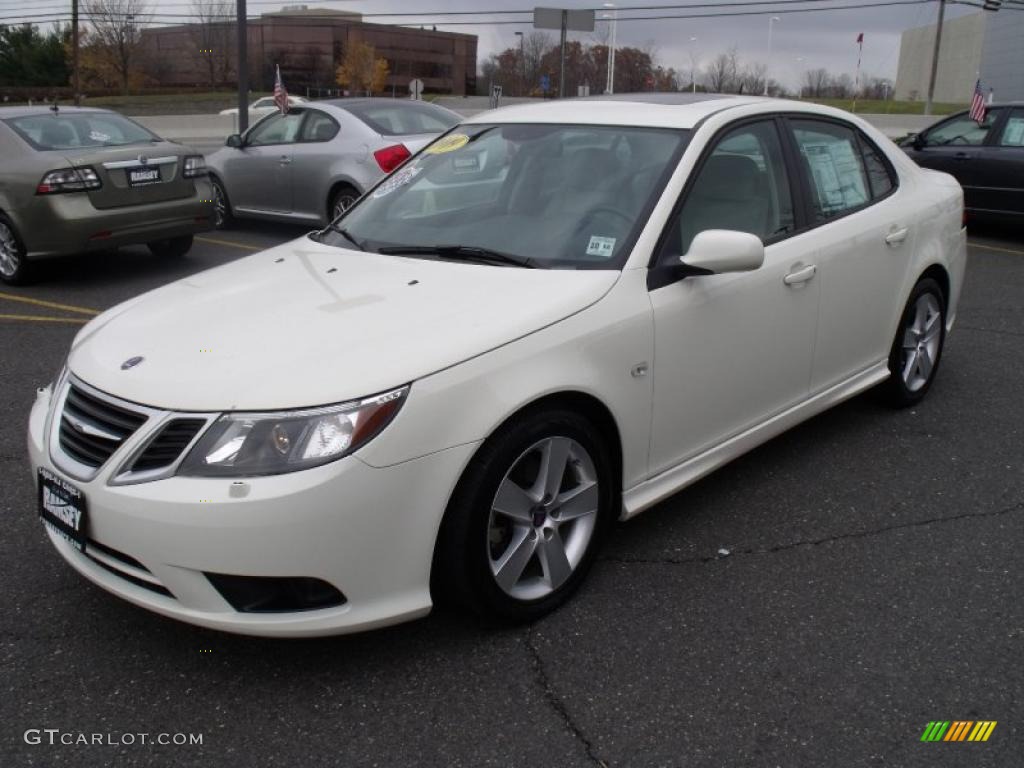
(138, 155, 148, 165)
(121, 356, 144, 370)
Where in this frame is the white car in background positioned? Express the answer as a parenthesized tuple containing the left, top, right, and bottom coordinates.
(28, 94, 966, 637)
(219, 95, 308, 123)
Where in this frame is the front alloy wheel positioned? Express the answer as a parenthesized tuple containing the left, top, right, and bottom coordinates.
(434, 408, 614, 623)
(488, 437, 600, 601)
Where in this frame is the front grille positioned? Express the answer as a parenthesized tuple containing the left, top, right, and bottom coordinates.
(58, 384, 147, 469)
(131, 418, 206, 472)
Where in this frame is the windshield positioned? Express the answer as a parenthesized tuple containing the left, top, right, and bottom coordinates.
(5, 112, 158, 150)
(319, 123, 687, 269)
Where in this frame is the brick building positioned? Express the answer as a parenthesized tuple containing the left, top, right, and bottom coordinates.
(141, 7, 477, 96)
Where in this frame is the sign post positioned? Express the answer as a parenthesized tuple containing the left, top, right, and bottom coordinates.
(534, 7, 595, 98)
(408, 78, 424, 100)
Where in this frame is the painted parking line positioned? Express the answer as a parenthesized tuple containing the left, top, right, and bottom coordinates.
(195, 235, 264, 252)
(0, 291, 99, 316)
(0, 313, 88, 324)
(967, 241, 1024, 257)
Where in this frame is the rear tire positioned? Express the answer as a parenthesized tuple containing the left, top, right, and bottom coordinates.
(0, 214, 34, 285)
(147, 235, 194, 258)
(878, 277, 946, 407)
(329, 185, 359, 222)
(432, 408, 615, 624)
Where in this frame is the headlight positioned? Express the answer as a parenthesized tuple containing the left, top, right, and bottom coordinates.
(178, 386, 408, 477)
(183, 155, 207, 178)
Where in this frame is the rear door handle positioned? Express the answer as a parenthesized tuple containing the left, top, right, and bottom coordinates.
(783, 264, 816, 285)
(885, 227, 909, 246)
(953, 152, 970, 161)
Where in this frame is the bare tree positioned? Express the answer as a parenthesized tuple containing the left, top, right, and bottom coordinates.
(522, 31, 552, 92)
(84, 0, 149, 94)
(705, 49, 739, 93)
(739, 62, 766, 95)
(189, 0, 234, 88)
(802, 67, 830, 98)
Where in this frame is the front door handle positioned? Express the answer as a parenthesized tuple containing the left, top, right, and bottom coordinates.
(885, 227, 909, 246)
(783, 264, 816, 285)
(279, 156, 291, 165)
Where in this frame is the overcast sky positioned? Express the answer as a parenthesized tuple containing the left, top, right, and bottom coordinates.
(321, 0, 977, 89)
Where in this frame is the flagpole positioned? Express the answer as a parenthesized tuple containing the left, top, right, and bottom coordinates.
(852, 34, 863, 113)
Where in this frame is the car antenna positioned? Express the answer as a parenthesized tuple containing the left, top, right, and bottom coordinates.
(50, 100, 59, 114)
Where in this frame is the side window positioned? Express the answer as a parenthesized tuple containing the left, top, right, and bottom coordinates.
(672, 120, 795, 258)
(858, 134, 895, 199)
(923, 111, 1000, 147)
(301, 111, 339, 143)
(998, 109, 1024, 147)
(791, 119, 870, 222)
(246, 111, 305, 146)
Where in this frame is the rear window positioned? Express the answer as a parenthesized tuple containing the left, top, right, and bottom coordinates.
(342, 101, 459, 136)
(3, 113, 157, 150)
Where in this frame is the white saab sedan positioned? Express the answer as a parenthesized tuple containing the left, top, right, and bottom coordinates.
(28, 95, 966, 637)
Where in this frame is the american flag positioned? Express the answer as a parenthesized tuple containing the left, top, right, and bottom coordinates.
(273, 65, 289, 115)
(969, 79, 987, 124)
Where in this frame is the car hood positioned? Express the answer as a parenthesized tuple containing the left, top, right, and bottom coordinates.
(68, 238, 619, 411)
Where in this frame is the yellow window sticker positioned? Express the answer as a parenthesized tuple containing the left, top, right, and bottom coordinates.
(425, 134, 470, 154)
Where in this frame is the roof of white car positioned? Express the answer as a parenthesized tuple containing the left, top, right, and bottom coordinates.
(463, 94, 771, 129)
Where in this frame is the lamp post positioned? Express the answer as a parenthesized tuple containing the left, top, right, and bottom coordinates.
(765, 16, 780, 97)
(514, 31, 524, 96)
(603, 3, 617, 95)
(688, 36, 698, 93)
(795, 56, 805, 98)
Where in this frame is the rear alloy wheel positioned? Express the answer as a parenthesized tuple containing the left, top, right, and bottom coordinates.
(434, 408, 614, 623)
(211, 176, 233, 230)
(879, 277, 946, 407)
(147, 235, 194, 259)
(329, 185, 359, 222)
(0, 215, 33, 285)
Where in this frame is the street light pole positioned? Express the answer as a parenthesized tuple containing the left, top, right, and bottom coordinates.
(515, 31, 524, 96)
(765, 16, 780, 97)
(603, 3, 616, 94)
(689, 36, 697, 93)
(72, 0, 80, 105)
(237, 0, 249, 134)
(924, 0, 947, 116)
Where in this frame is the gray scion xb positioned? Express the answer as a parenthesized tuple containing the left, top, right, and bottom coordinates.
(0, 106, 214, 284)
(205, 98, 460, 230)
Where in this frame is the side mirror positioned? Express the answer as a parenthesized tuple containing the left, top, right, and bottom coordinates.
(226, 134, 243, 148)
(681, 230, 765, 275)
(912, 133, 925, 151)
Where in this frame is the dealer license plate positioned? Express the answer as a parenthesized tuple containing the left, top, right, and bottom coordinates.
(38, 467, 88, 552)
(128, 167, 161, 186)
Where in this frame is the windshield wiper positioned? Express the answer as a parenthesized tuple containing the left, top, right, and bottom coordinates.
(324, 224, 365, 251)
(376, 244, 539, 268)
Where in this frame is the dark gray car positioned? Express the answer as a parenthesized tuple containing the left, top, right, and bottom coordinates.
(0, 106, 214, 284)
(205, 99, 460, 229)
(900, 102, 1024, 221)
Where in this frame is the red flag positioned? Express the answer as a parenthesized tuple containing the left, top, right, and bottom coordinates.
(856, 32, 864, 44)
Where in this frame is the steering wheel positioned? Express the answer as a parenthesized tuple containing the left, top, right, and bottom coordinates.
(574, 206, 633, 234)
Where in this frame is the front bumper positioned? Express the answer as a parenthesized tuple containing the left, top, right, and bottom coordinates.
(27, 384, 477, 637)
(20, 180, 214, 259)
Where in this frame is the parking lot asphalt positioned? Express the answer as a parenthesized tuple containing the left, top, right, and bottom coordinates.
(1, 223, 1021, 767)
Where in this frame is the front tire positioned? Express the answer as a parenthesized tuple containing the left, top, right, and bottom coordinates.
(433, 408, 615, 624)
(147, 235, 194, 258)
(879, 277, 946, 407)
(210, 176, 233, 230)
(0, 214, 34, 285)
